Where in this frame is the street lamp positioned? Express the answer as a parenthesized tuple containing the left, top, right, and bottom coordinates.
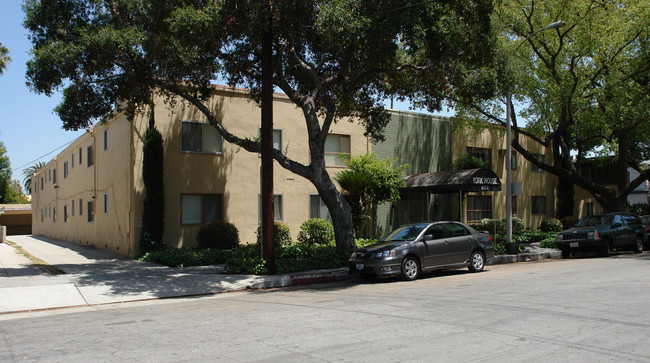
(505, 20, 565, 255)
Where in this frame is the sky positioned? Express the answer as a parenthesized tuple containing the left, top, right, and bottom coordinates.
(0, 2, 453, 191)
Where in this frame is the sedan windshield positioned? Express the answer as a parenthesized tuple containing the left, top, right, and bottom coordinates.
(382, 224, 429, 242)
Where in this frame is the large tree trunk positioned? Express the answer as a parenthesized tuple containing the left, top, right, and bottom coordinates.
(556, 176, 575, 219)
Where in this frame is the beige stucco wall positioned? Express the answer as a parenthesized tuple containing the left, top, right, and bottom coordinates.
(32, 118, 134, 255)
(451, 123, 558, 230)
(131, 87, 368, 250)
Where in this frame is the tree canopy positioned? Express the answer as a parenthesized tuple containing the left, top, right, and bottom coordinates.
(455, 0, 650, 213)
(24, 0, 499, 248)
(0, 42, 10, 74)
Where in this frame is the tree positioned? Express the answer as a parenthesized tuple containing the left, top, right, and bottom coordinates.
(5, 180, 30, 204)
(22, 161, 45, 195)
(24, 0, 499, 250)
(455, 0, 650, 215)
(0, 141, 12, 203)
(0, 42, 10, 74)
(140, 104, 165, 253)
(335, 153, 407, 235)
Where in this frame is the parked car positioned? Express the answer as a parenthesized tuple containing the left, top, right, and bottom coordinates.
(640, 215, 650, 246)
(555, 212, 645, 258)
(348, 222, 495, 281)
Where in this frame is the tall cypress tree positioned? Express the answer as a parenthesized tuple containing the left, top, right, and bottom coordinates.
(140, 104, 165, 253)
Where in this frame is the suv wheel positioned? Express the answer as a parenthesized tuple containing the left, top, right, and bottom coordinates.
(632, 236, 643, 253)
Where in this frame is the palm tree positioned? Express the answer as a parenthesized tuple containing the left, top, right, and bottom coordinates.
(0, 42, 11, 75)
(22, 161, 45, 194)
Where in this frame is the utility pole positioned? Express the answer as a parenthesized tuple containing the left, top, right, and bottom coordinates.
(261, 2, 275, 273)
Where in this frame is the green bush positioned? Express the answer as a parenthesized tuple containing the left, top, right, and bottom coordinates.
(139, 247, 228, 267)
(275, 243, 351, 274)
(297, 218, 335, 245)
(197, 221, 240, 250)
(473, 218, 505, 234)
(559, 216, 579, 230)
(540, 237, 557, 249)
(511, 217, 526, 233)
(256, 222, 292, 247)
(540, 218, 563, 232)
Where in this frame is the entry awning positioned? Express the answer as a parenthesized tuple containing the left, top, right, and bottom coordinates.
(401, 168, 502, 193)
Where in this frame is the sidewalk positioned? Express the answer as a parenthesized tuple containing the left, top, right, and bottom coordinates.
(1, 235, 560, 315)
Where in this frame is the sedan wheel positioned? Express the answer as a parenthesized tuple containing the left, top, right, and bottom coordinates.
(468, 250, 485, 272)
(401, 257, 419, 281)
(633, 237, 643, 254)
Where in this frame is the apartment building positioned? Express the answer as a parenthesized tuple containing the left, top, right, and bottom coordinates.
(31, 86, 368, 256)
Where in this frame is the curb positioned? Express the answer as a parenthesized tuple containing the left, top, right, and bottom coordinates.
(490, 249, 562, 265)
(289, 267, 350, 286)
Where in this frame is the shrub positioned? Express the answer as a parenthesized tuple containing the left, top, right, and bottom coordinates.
(511, 217, 526, 233)
(540, 237, 557, 249)
(197, 221, 240, 250)
(139, 247, 228, 267)
(540, 218, 563, 232)
(256, 222, 292, 247)
(473, 218, 505, 234)
(297, 218, 335, 245)
(559, 216, 579, 230)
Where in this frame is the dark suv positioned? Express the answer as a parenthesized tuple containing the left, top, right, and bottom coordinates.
(555, 212, 645, 258)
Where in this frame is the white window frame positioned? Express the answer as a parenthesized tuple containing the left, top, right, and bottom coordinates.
(104, 193, 109, 214)
(259, 194, 283, 222)
(324, 134, 351, 167)
(181, 194, 224, 225)
(180, 121, 223, 154)
(309, 194, 332, 221)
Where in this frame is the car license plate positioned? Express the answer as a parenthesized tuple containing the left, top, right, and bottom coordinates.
(356, 264, 364, 271)
(570, 242, 579, 248)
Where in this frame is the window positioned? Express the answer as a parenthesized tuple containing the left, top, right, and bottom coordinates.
(258, 128, 282, 156)
(53, 168, 57, 184)
(259, 194, 283, 222)
(181, 121, 222, 154)
(48, 169, 51, 182)
(103, 129, 109, 150)
(79, 198, 83, 216)
(79, 147, 82, 165)
(41, 210, 44, 222)
(71, 200, 75, 217)
(425, 224, 446, 239)
(64, 205, 68, 222)
(511, 152, 517, 170)
(467, 195, 492, 222)
(467, 147, 491, 168)
(104, 193, 109, 214)
(181, 194, 223, 225)
(63, 161, 69, 179)
(586, 202, 594, 216)
(88, 201, 95, 222)
(40, 177, 43, 190)
(531, 153, 545, 173)
(53, 207, 57, 222)
(71, 153, 74, 168)
(325, 134, 351, 166)
(87, 146, 94, 167)
(446, 223, 470, 237)
(512, 195, 518, 215)
(309, 195, 332, 221)
(532, 196, 546, 215)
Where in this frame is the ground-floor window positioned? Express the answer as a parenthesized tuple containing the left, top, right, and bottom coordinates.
(532, 196, 546, 215)
(586, 202, 594, 216)
(259, 194, 283, 222)
(181, 194, 223, 225)
(467, 195, 492, 222)
(309, 195, 332, 221)
(88, 201, 95, 222)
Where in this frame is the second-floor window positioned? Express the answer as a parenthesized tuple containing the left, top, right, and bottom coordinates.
(467, 147, 491, 168)
(531, 153, 545, 173)
(324, 134, 350, 166)
(63, 161, 69, 179)
(181, 121, 223, 154)
(532, 196, 546, 215)
(87, 146, 94, 167)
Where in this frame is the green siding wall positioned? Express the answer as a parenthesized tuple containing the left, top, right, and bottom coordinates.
(371, 111, 452, 237)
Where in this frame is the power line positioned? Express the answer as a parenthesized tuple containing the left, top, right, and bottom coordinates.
(11, 137, 78, 174)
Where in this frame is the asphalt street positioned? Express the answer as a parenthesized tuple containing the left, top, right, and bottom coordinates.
(1, 251, 649, 362)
